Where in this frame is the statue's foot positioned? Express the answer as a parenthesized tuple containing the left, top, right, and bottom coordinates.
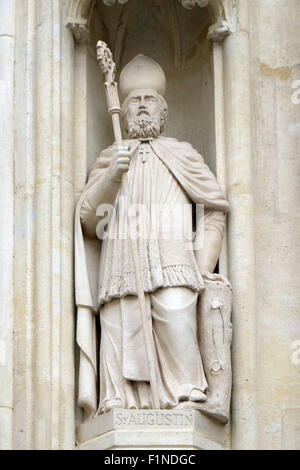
(174, 390, 207, 410)
(189, 389, 207, 402)
(98, 399, 123, 414)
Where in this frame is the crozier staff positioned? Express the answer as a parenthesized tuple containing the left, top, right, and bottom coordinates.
(96, 41, 159, 409)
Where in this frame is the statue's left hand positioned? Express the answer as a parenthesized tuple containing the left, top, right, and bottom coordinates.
(201, 271, 230, 285)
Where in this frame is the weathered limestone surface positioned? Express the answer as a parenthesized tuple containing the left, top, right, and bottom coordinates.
(250, 0, 300, 450)
(12, 0, 76, 450)
(76, 409, 229, 450)
(223, 0, 257, 449)
(0, 0, 299, 450)
(0, 0, 15, 451)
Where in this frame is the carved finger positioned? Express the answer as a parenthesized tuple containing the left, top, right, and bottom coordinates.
(117, 145, 130, 153)
(117, 157, 130, 164)
(119, 164, 129, 172)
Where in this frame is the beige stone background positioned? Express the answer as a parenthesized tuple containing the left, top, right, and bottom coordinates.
(0, 0, 299, 449)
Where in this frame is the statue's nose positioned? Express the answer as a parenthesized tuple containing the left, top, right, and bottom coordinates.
(139, 97, 147, 108)
(138, 102, 148, 115)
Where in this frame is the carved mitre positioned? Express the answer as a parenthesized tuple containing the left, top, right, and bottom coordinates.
(119, 54, 166, 101)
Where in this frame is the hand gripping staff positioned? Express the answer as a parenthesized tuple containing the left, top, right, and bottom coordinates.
(96, 41, 160, 409)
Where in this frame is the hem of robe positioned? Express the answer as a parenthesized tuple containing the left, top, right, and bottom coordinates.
(98, 264, 204, 305)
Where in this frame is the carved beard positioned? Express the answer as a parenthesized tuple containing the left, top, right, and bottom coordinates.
(126, 112, 161, 139)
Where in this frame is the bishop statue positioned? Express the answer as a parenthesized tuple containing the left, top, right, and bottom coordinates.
(75, 55, 231, 422)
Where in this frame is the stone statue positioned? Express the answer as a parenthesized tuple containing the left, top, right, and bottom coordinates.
(75, 54, 232, 424)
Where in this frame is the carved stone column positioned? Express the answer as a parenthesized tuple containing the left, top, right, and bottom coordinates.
(222, 1, 257, 449)
(0, 0, 15, 450)
(13, 0, 76, 449)
(208, 16, 234, 278)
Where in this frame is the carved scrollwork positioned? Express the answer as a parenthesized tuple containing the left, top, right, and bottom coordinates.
(97, 41, 116, 81)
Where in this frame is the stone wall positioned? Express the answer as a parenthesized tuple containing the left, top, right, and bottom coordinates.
(0, 0, 15, 450)
(250, 0, 300, 450)
(0, 0, 299, 450)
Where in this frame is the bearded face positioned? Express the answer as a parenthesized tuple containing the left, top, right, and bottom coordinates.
(122, 89, 167, 139)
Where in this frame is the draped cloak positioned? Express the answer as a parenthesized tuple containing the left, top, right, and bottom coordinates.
(75, 136, 229, 418)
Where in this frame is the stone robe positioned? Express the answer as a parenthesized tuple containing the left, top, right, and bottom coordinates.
(75, 136, 229, 418)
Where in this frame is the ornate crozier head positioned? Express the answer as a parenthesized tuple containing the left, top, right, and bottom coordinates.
(120, 55, 168, 139)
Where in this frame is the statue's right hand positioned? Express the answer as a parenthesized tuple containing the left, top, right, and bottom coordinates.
(108, 145, 131, 183)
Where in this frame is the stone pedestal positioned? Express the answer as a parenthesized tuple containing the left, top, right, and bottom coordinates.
(76, 409, 228, 450)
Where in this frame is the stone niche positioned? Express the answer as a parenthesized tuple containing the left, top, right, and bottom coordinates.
(75, 0, 230, 450)
(86, 0, 216, 174)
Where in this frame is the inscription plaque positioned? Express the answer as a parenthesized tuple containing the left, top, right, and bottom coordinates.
(114, 410, 194, 427)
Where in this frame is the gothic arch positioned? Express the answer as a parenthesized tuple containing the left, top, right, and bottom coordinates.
(64, 0, 235, 44)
